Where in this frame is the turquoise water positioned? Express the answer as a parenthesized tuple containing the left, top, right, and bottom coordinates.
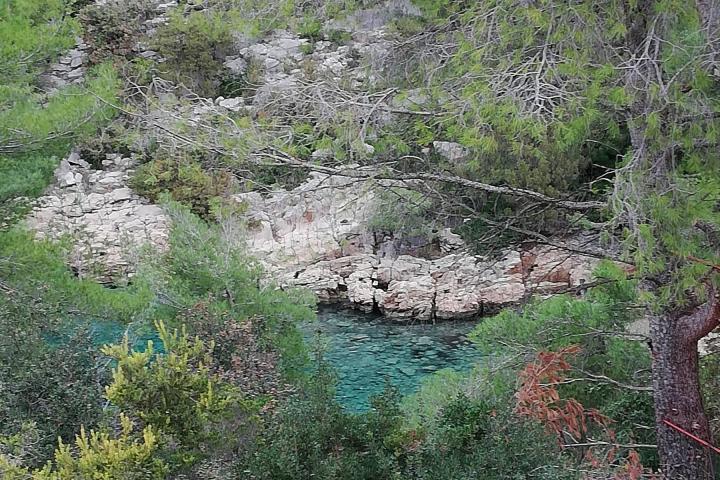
(304, 307, 483, 411)
(84, 307, 482, 412)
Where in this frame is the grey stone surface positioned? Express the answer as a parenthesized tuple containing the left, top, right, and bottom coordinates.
(25, 153, 170, 283)
(233, 171, 601, 321)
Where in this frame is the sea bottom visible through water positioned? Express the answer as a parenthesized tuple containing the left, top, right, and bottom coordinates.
(303, 307, 483, 412)
(85, 307, 482, 412)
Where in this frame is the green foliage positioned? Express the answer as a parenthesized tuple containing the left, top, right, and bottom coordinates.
(140, 202, 315, 378)
(0, 231, 154, 465)
(0, 0, 78, 94)
(240, 357, 405, 480)
(298, 15, 323, 41)
(469, 270, 657, 468)
(367, 187, 436, 237)
(0, 230, 152, 319)
(410, 0, 469, 21)
(103, 322, 251, 465)
(243, 353, 572, 480)
(78, 0, 154, 61)
(0, 1, 121, 222)
(327, 28, 352, 44)
(0, 292, 108, 466)
(1, 415, 168, 480)
(0, 152, 59, 223)
(154, 9, 235, 95)
(0, 62, 120, 153)
(131, 152, 235, 217)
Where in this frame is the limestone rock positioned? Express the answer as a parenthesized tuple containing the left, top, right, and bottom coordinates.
(236, 170, 601, 321)
(433, 141, 470, 163)
(25, 153, 170, 283)
(217, 97, 245, 112)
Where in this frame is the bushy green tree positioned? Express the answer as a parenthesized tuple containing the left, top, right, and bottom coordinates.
(386, 2, 720, 475)
(131, 152, 235, 217)
(0, 415, 168, 480)
(154, 9, 236, 96)
(0, 0, 78, 95)
(103, 322, 252, 467)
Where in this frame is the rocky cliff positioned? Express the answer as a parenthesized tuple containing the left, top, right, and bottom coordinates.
(26, 155, 600, 320)
(23, 0, 603, 320)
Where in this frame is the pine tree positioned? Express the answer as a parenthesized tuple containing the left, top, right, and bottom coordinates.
(422, 1, 720, 476)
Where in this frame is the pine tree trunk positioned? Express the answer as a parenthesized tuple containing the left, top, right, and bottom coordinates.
(651, 313, 715, 479)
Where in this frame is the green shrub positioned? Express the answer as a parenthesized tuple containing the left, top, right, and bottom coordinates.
(240, 357, 405, 480)
(327, 29, 353, 44)
(0, 230, 152, 319)
(298, 15, 323, 41)
(0, 232, 154, 465)
(154, 9, 235, 95)
(78, 0, 154, 62)
(410, 0, 471, 21)
(1, 63, 120, 222)
(1, 415, 168, 480)
(131, 153, 235, 218)
(468, 271, 658, 468)
(0, 0, 120, 223)
(103, 322, 252, 466)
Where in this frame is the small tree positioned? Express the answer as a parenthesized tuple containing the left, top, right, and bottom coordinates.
(103, 322, 252, 466)
(0, 415, 167, 480)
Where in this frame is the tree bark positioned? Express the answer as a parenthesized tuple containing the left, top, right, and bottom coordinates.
(650, 292, 720, 479)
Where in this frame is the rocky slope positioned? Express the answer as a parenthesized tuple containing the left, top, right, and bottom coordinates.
(26, 156, 600, 320)
(24, 0, 602, 320)
(25, 152, 169, 283)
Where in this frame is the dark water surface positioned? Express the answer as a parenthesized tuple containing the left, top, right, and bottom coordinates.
(303, 307, 483, 411)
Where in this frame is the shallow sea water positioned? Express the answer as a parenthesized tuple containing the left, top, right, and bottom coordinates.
(86, 306, 482, 412)
(304, 307, 483, 411)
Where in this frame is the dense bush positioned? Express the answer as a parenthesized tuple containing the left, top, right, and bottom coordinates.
(0, 1, 121, 222)
(239, 359, 406, 480)
(78, 0, 154, 62)
(470, 263, 658, 468)
(240, 354, 573, 480)
(154, 9, 236, 96)
(131, 153, 236, 217)
(103, 322, 254, 469)
(0, 416, 168, 480)
(0, 229, 156, 466)
(0, 294, 109, 466)
(0, 0, 77, 92)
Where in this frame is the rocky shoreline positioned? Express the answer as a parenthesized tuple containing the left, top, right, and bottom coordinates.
(25, 154, 601, 321)
(23, 0, 603, 321)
